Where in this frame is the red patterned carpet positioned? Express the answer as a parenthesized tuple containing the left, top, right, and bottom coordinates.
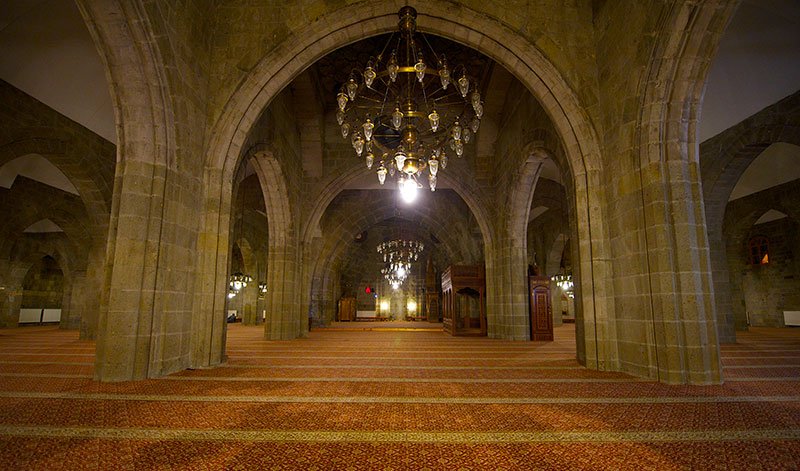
(0, 324, 799, 470)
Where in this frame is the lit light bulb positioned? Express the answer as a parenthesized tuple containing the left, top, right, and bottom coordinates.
(428, 157, 438, 176)
(400, 177, 418, 203)
(428, 109, 439, 132)
(458, 74, 469, 98)
(336, 91, 348, 111)
(471, 90, 481, 109)
(452, 121, 462, 141)
(439, 60, 450, 90)
(392, 107, 403, 130)
(364, 64, 376, 88)
(363, 119, 374, 141)
(377, 165, 387, 185)
(365, 152, 374, 169)
(346, 78, 358, 101)
(396, 266, 407, 278)
(394, 151, 406, 171)
(392, 282, 399, 290)
(471, 117, 480, 133)
(414, 53, 426, 82)
(428, 173, 437, 191)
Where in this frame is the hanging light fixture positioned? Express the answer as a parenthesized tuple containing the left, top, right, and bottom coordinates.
(377, 238, 424, 287)
(229, 272, 252, 293)
(335, 6, 484, 198)
(551, 273, 574, 298)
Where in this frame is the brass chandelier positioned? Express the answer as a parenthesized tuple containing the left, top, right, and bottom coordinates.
(336, 6, 484, 203)
(377, 239, 424, 289)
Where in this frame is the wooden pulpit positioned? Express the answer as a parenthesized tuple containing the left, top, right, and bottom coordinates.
(529, 276, 553, 341)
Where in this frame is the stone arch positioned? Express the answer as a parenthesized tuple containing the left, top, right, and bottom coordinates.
(545, 234, 569, 278)
(627, 1, 739, 384)
(723, 199, 799, 329)
(196, 1, 608, 365)
(0, 139, 109, 226)
(78, 0, 186, 380)
(700, 91, 800, 344)
(307, 190, 477, 324)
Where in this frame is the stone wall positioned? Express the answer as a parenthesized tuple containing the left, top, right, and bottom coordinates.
(0, 79, 114, 333)
(21, 256, 64, 310)
(723, 179, 800, 328)
(700, 90, 800, 341)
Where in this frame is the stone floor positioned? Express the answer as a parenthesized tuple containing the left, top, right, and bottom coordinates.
(0, 324, 798, 469)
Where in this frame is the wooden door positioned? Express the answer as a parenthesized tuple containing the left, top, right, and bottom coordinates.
(529, 276, 553, 341)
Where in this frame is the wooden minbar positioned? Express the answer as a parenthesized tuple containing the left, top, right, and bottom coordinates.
(337, 297, 355, 322)
(441, 265, 486, 336)
(528, 276, 553, 341)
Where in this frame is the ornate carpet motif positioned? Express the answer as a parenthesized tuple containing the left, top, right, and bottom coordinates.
(0, 324, 799, 469)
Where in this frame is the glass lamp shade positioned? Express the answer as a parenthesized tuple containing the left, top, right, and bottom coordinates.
(428, 109, 439, 132)
(394, 151, 406, 171)
(439, 64, 450, 89)
(452, 122, 462, 141)
(377, 165, 387, 185)
(364, 65, 376, 88)
(428, 157, 438, 176)
(414, 54, 426, 82)
(392, 108, 403, 130)
(337, 91, 348, 111)
(346, 79, 358, 100)
(363, 119, 374, 141)
(457, 75, 469, 98)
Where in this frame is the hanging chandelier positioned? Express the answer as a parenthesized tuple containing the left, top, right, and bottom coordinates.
(378, 239, 424, 288)
(335, 6, 484, 203)
(551, 273, 574, 298)
(229, 272, 252, 293)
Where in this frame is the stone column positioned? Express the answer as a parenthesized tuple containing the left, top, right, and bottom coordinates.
(0, 285, 23, 328)
(241, 283, 258, 325)
(62, 271, 86, 330)
(486, 235, 530, 340)
(264, 244, 303, 339)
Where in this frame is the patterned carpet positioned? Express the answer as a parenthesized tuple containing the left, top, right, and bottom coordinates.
(0, 324, 799, 470)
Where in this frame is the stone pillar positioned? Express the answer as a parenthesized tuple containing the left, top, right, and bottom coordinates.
(708, 227, 737, 341)
(62, 271, 86, 330)
(0, 285, 23, 328)
(551, 284, 564, 327)
(95, 162, 201, 382)
(79, 240, 108, 340)
(264, 244, 303, 339)
(241, 283, 258, 325)
(486, 236, 529, 340)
